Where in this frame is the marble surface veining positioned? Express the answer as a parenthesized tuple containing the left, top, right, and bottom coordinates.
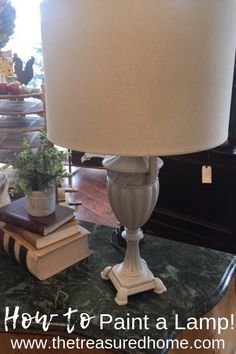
(0, 221, 235, 354)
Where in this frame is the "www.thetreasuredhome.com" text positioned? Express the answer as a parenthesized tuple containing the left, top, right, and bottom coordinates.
(10, 335, 225, 351)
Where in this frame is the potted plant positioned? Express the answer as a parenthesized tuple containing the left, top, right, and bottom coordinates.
(13, 130, 68, 217)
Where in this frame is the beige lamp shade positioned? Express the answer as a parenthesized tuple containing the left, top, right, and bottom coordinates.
(41, 0, 236, 156)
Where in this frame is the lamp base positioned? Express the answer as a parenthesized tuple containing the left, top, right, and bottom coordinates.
(101, 156, 166, 305)
(101, 262, 166, 306)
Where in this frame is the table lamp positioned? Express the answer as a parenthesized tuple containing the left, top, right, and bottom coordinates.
(41, 0, 236, 305)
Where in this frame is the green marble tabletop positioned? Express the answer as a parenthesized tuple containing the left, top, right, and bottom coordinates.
(0, 221, 235, 354)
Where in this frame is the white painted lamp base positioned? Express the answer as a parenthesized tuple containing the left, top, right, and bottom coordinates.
(101, 156, 167, 305)
(101, 263, 166, 306)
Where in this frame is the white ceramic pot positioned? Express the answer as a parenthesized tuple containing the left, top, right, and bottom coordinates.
(26, 187, 56, 217)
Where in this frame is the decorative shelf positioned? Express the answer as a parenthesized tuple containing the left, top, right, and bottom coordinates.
(0, 131, 40, 149)
(0, 116, 45, 132)
(0, 90, 45, 164)
(0, 100, 44, 116)
(0, 91, 42, 100)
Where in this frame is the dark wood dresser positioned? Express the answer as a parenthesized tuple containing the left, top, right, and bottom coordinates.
(145, 142, 236, 254)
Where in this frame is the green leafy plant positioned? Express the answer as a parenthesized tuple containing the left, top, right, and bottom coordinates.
(0, 0, 16, 49)
(13, 130, 69, 193)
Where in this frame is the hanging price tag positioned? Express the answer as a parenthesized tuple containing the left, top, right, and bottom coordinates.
(202, 165, 212, 184)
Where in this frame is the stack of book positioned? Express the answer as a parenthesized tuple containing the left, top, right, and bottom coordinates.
(0, 197, 92, 280)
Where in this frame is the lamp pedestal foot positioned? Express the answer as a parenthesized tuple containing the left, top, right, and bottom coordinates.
(101, 263, 166, 306)
(101, 226, 166, 305)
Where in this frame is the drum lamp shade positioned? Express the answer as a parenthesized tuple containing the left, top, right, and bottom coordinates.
(41, 0, 236, 156)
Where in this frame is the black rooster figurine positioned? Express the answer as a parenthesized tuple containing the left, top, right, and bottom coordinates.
(13, 54, 35, 85)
